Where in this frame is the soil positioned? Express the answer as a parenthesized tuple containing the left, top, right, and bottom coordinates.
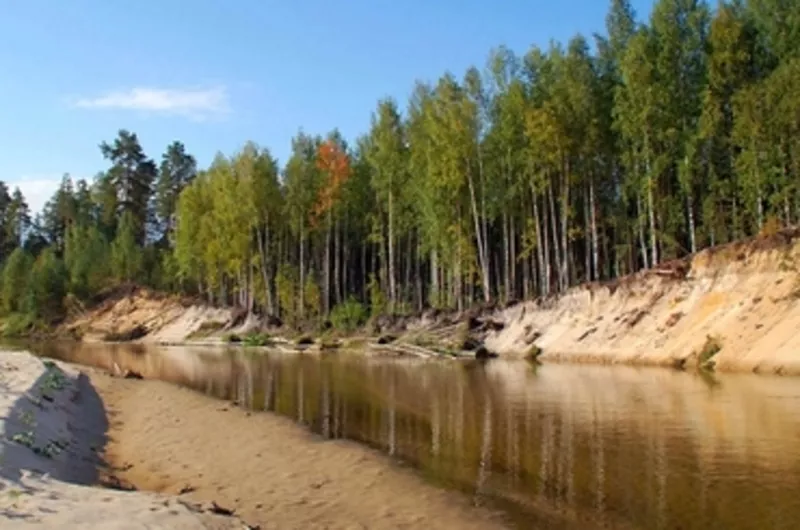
(90, 370, 508, 530)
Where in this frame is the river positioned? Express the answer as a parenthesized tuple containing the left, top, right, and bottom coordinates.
(21, 341, 800, 529)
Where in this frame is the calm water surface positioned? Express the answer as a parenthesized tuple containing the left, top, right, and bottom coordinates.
(24, 342, 800, 530)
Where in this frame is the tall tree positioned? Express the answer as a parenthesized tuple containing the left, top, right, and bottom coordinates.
(4, 187, 30, 257)
(366, 99, 407, 311)
(100, 129, 157, 244)
(154, 141, 197, 246)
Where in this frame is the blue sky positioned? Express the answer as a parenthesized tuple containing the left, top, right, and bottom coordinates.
(0, 0, 652, 214)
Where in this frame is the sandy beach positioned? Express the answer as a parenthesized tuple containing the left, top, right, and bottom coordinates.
(0, 350, 244, 529)
(89, 368, 508, 529)
(1, 349, 507, 529)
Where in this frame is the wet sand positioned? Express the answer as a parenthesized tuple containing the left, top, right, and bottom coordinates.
(90, 369, 508, 530)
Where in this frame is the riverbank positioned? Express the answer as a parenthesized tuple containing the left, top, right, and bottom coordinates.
(56, 228, 800, 374)
(87, 364, 509, 529)
(485, 229, 800, 374)
(0, 350, 245, 528)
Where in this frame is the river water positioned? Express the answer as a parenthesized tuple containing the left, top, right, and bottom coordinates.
(23, 341, 800, 529)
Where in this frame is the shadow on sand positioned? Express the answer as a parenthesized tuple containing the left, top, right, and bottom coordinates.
(1, 366, 109, 487)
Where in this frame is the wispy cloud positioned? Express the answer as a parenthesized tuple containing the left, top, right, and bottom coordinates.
(7, 176, 65, 215)
(72, 86, 230, 121)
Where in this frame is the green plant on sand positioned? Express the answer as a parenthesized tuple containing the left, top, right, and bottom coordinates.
(525, 344, 543, 362)
(698, 334, 722, 368)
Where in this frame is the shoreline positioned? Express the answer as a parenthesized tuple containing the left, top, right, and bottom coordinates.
(0, 350, 246, 528)
(16, 230, 800, 377)
(1, 348, 512, 529)
(86, 359, 511, 529)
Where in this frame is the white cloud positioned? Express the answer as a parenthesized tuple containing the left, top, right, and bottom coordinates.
(73, 86, 229, 121)
(6, 176, 63, 216)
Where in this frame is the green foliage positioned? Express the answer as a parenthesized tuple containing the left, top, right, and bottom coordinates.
(329, 297, 368, 332)
(100, 130, 157, 244)
(367, 274, 385, 317)
(275, 264, 298, 323)
(64, 223, 111, 298)
(111, 211, 143, 283)
(303, 273, 321, 320)
(242, 332, 272, 347)
(24, 248, 68, 322)
(698, 334, 723, 367)
(2, 248, 32, 314)
(525, 345, 544, 363)
(1, 312, 38, 338)
(225, 331, 272, 346)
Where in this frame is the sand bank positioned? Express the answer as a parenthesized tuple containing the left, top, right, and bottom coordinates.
(0, 350, 244, 529)
(89, 369, 508, 529)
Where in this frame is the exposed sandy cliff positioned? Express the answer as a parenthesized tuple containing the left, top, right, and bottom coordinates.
(485, 230, 800, 374)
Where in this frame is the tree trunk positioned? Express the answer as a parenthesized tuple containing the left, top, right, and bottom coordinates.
(323, 209, 332, 315)
(415, 235, 423, 311)
(299, 218, 305, 319)
(560, 161, 570, 290)
(248, 262, 255, 313)
(466, 164, 491, 302)
(480, 148, 489, 290)
(548, 182, 561, 293)
(687, 191, 697, 254)
(388, 190, 396, 311)
(334, 215, 342, 306)
(584, 185, 591, 282)
(644, 138, 658, 266)
(637, 194, 650, 270)
(430, 249, 439, 308)
(502, 212, 510, 301)
(590, 175, 599, 281)
(510, 214, 517, 299)
(256, 225, 273, 314)
(531, 185, 547, 296)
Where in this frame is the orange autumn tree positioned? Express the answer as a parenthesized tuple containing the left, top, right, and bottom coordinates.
(312, 139, 351, 225)
(313, 138, 351, 314)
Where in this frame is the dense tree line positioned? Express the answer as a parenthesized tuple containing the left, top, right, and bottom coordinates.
(2, 0, 799, 332)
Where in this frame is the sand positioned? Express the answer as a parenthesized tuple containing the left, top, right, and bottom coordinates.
(485, 237, 800, 374)
(89, 370, 508, 530)
(0, 350, 245, 529)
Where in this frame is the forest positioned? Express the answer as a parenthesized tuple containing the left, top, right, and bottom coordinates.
(1, 0, 798, 334)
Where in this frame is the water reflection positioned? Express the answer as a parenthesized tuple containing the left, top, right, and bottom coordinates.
(31, 341, 800, 530)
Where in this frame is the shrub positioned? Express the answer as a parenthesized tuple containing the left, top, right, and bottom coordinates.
(242, 332, 272, 347)
(329, 297, 368, 332)
(1, 313, 37, 338)
(698, 335, 722, 367)
(525, 344, 543, 362)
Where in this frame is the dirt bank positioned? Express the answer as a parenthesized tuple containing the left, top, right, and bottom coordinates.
(89, 369, 508, 530)
(61, 230, 800, 374)
(485, 230, 800, 374)
(62, 285, 235, 344)
(0, 350, 244, 528)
